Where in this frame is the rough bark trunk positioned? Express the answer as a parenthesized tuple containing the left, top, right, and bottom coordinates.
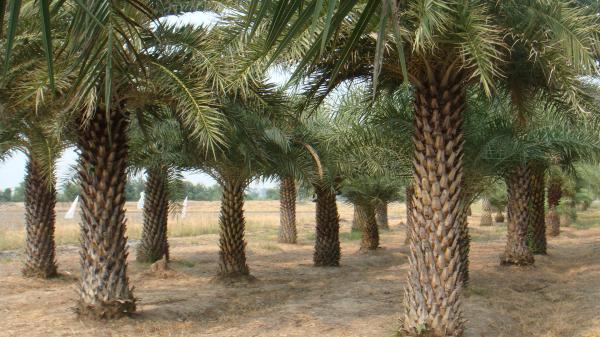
(404, 184, 414, 245)
(527, 168, 546, 255)
(313, 184, 341, 266)
(278, 177, 297, 244)
(375, 202, 389, 230)
(547, 181, 562, 237)
(402, 67, 465, 336)
(500, 166, 535, 266)
(217, 176, 250, 278)
(76, 108, 135, 318)
(137, 166, 170, 263)
(357, 204, 379, 251)
(22, 156, 58, 278)
(480, 198, 493, 226)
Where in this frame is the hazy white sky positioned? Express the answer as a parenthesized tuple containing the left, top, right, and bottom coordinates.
(0, 11, 281, 191)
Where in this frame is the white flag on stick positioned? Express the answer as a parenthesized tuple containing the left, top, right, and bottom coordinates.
(64, 195, 79, 219)
(137, 191, 145, 210)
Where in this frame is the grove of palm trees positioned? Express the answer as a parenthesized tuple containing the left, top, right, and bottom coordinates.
(1, 1, 600, 336)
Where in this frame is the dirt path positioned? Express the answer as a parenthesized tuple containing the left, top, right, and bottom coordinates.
(1, 224, 599, 337)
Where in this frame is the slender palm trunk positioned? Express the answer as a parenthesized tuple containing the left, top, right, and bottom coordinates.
(217, 176, 249, 278)
(313, 184, 340, 266)
(22, 156, 58, 278)
(357, 203, 379, 251)
(500, 166, 534, 266)
(527, 168, 546, 255)
(547, 181, 562, 237)
(137, 166, 170, 263)
(76, 108, 135, 318)
(278, 176, 297, 244)
(404, 184, 414, 245)
(480, 198, 493, 226)
(402, 67, 465, 336)
(351, 205, 361, 232)
(375, 202, 389, 230)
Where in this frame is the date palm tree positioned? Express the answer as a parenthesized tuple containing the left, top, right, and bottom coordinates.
(245, 2, 600, 333)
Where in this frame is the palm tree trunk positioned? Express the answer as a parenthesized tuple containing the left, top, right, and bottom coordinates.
(404, 184, 414, 245)
(375, 202, 389, 230)
(278, 176, 297, 244)
(313, 184, 340, 266)
(76, 108, 135, 318)
(137, 166, 170, 263)
(480, 198, 493, 226)
(357, 203, 379, 251)
(217, 176, 250, 278)
(402, 68, 465, 336)
(22, 156, 58, 278)
(351, 204, 361, 232)
(527, 168, 546, 255)
(547, 181, 562, 237)
(500, 166, 535, 266)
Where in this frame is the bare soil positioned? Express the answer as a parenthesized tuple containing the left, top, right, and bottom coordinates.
(0, 204, 599, 337)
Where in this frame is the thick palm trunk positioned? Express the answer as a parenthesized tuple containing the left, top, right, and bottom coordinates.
(375, 202, 389, 230)
(500, 166, 534, 266)
(76, 108, 135, 318)
(404, 184, 414, 245)
(547, 181, 562, 237)
(22, 156, 58, 278)
(527, 168, 546, 255)
(137, 166, 170, 263)
(278, 176, 297, 244)
(217, 176, 249, 278)
(313, 184, 340, 266)
(402, 68, 465, 336)
(357, 204, 379, 251)
(480, 198, 493, 226)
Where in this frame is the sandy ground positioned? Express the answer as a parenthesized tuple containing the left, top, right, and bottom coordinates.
(0, 203, 599, 337)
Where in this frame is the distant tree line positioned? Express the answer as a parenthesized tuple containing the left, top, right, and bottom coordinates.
(0, 178, 289, 202)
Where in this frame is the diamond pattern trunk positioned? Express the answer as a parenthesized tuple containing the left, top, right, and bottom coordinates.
(547, 181, 562, 237)
(22, 156, 58, 278)
(137, 166, 170, 263)
(375, 202, 389, 230)
(480, 198, 493, 226)
(76, 108, 135, 318)
(500, 166, 534, 266)
(278, 176, 297, 244)
(356, 203, 379, 251)
(402, 68, 465, 336)
(527, 168, 546, 255)
(313, 184, 340, 266)
(218, 176, 249, 277)
(404, 184, 414, 245)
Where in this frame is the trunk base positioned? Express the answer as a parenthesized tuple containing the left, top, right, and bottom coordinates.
(75, 299, 136, 319)
(22, 266, 57, 279)
(547, 209, 560, 236)
(494, 212, 504, 223)
(500, 251, 534, 266)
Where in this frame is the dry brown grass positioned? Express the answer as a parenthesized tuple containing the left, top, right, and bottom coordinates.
(0, 200, 599, 337)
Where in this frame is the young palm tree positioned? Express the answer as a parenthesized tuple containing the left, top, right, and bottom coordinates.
(129, 109, 187, 263)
